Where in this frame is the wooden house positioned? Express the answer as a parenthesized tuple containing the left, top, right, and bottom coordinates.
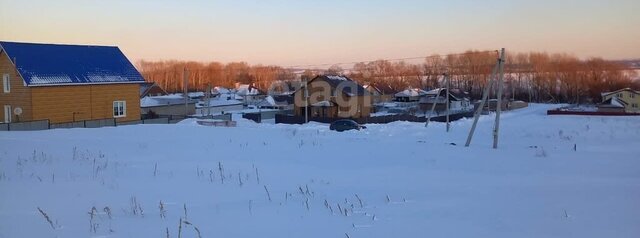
(418, 88, 471, 112)
(394, 88, 427, 102)
(293, 75, 372, 118)
(0, 41, 143, 124)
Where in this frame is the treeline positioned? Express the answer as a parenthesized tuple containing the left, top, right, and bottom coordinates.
(137, 60, 294, 93)
(137, 50, 639, 103)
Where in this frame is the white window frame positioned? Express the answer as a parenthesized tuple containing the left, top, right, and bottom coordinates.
(113, 101, 126, 118)
(4, 105, 11, 123)
(2, 74, 9, 93)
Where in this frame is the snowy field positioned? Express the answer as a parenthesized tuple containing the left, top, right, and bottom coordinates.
(0, 104, 639, 238)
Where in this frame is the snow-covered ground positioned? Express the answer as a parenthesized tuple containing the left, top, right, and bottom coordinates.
(1, 104, 639, 238)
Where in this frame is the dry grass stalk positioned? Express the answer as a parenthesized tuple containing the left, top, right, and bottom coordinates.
(37, 207, 55, 229)
(355, 194, 363, 208)
(263, 185, 272, 202)
(159, 201, 166, 219)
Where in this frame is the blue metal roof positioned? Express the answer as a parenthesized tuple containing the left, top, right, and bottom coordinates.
(0, 41, 144, 86)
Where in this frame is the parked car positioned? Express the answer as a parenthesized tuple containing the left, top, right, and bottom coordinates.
(329, 119, 366, 132)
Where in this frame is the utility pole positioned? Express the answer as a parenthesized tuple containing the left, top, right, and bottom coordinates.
(304, 78, 309, 123)
(465, 49, 502, 147)
(425, 73, 444, 128)
(493, 48, 506, 149)
(183, 67, 189, 117)
(445, 73, 450, 132)
(205, 84, 211, 116)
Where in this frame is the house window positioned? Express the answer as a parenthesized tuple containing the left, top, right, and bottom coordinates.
(632, 103, 638, 108)
(630, 93, 635, 98)
(3, 105, 11, 123)
(113, 101, 126, 118)
(617, 93, 623, 98)
(2, 74, 9, 93)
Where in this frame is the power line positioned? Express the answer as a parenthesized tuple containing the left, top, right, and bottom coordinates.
(285, 50, 498, 69)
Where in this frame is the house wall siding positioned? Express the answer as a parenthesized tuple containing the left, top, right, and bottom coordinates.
(0, 50, 33, 122)
(32, 84, 140, 123)
(89, 84, 141, 122)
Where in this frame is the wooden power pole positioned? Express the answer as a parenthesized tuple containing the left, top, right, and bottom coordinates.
(445, 73, 450, 132)
(425, 73, 444, 128)
(183, 68, 189, 117)
(465, 48, 505, 148)
(492, 48, 506, 149)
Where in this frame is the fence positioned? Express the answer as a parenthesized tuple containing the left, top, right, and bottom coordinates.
(242, 110, 294, 123)
(0, 113, 232, 131)
(0, 120, 50, 131)
(275, 111, 474, 125)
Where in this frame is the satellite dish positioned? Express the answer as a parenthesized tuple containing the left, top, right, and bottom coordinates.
(14, 107, 22, 115)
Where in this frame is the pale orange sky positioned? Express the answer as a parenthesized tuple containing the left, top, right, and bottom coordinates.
(1, 0, 639, 66)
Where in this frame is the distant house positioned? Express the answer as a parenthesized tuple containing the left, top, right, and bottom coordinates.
(213, 86, 233, 99)
(598, 88, 640, 113)
(0, 41, 143, 124)
(269, 80, 302, 95)
(187, 92, 205, 100)
(418, 88, 471, 112)
(364, 83, 395, 103)
(235, 83, 266, 105)
(394, 88, 427, 102)
(293, 75, 372, 118)
(196, 97, 243, 115)
(140, 82, 168, 98)
(257, 95, 294, 110)
(141, 94, 196, 116)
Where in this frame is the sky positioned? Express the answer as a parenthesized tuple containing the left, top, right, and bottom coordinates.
(1, 0, 639, 66)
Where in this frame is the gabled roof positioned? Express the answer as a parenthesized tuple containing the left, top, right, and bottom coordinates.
(236, 84, 263, 96)
(0, 41, 144, 86)
(363, 85, 382, 95)
(140, 94, 196, 108)
(256, 95, 292, 107)
(213, 86, 232, 95)
(599, 97, 627, 108)
(269, 80, 302, 95)
(140, 82, 168, 97)
(424, 88, 469, 101)
(601, 88, 640, 97)
(370, 82, 396, 95)
(299, 75, 368, 96)
(395, 88, 427, 97)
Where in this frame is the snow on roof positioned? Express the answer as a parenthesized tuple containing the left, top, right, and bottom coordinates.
(265, 95, 276, 105)
(198, 98, 243, 108)
(237, 84, 261, 96)
(601, 88, 640, 97)
(395, 88, 427, 97)
(611, 97, 625, 107)
(311, 100, 333, 107)
(141, 94, 194, 107)
(256, 96, 277, 107)
(188, 92, 205, 98)
(325, 75, 349, 81)
(213, 86, 231, 94)
(0, 41, 144, 86)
